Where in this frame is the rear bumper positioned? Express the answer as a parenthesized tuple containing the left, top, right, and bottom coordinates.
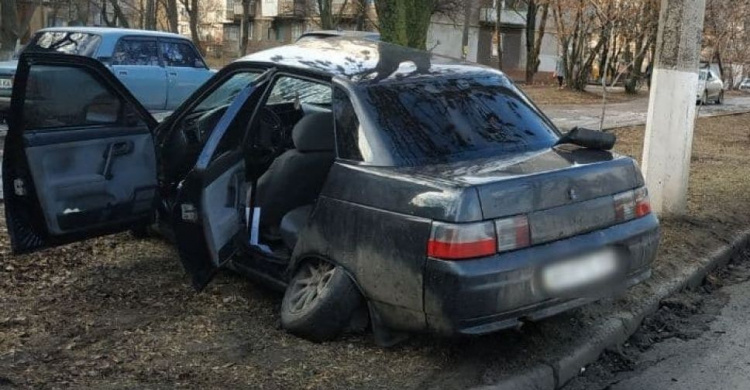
(423, 214, 660, 335)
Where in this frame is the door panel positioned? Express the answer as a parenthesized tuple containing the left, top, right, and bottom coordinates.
(3, 53, 157, 254)
(111, 37, 168, 110)
(112, 65, 168, 110)
(202, 159, 245, 265)
(171, 69, 275, 290)
(159, 39, 211, 110)
(24, 129, 156, 235)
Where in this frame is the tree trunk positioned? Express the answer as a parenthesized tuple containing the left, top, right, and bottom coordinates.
(240, 0, 251, 55)
(0, 0, 41, 60)
(109, 0, 131, 28)
(355, 0, 367, 30)
(374, 0, 433, 50)
(495, 0, 503, 70)
(166, 0, 179, 33)
(461, 0, 471, 60)
(145, 0, 156, 30)
(525, 1, 549, 84)
(180, 0, 204, 54)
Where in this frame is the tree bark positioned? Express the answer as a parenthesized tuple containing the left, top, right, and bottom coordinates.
(525, 0, 549, 84)
(240, 0, 251, 56)
(374, 0, 434, 50)
(495, 0, 503, 70)
(180, 0, 204, 54)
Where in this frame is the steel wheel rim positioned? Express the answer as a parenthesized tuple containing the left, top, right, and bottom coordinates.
(288, 261, 336, 314)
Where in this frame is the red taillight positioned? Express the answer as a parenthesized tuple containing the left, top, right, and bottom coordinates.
(634, 187, 651, 217)
(427, 221, 496, 260)
(614, 187, 651, 222)
(495, 215, 530, 252)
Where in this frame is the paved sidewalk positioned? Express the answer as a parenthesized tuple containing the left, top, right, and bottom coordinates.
(544, 95, 750, 130)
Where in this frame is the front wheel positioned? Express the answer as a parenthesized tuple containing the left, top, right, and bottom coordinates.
(281, 260, 363, 342)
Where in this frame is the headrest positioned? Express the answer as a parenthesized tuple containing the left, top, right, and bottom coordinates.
(292, 112, 335, 152)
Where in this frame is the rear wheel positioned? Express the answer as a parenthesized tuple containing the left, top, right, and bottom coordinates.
(716, 90, 725, 105)
(281, 259, 363, 342)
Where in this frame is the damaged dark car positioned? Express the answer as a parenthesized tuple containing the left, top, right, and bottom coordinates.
(2, 38, 660, 346)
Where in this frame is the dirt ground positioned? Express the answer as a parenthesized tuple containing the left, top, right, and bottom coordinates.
(2, 114, 750, 389)
(519, 84, 646, 106)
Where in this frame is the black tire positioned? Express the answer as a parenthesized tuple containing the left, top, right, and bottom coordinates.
(281, 260, 363, 342)
(716, 90, 724, 105)
(701, 90, 709, 105)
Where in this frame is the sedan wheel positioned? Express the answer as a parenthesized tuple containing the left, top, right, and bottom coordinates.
(701, 90, 709, 105)
(716, 90, 724, 105)
(281, 260, 363, 342)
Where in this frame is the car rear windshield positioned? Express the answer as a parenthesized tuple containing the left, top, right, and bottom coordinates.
(358, 74, 559, 166)
(25, 31, 102, 57)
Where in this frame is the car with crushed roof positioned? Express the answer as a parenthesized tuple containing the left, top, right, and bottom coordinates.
(2, 37, 660, 345)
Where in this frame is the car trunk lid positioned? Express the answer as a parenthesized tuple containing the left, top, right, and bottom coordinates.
(405, 146, 644, 250)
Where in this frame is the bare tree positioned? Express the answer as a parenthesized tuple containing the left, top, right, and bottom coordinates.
(179, 0, 203, 53)
(0, 0, 41, 60)
(521, 0, 550, 83)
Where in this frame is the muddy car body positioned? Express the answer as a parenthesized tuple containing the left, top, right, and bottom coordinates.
(3, 38, 660, 344)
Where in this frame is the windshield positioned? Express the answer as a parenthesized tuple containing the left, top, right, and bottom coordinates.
(25, 31, 102, 57)
(193, 71, 259, 113)
(358, 74, 559, 166)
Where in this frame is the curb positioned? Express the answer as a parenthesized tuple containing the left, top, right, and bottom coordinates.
(480, 229, 750, 389)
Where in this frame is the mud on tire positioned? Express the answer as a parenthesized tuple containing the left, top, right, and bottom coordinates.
(281, 260, 363, 342)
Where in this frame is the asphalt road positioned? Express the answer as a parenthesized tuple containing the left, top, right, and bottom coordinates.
(565, 253, 750, 390)
(544, 95, 750, 130)
(607, 280, 750, 390)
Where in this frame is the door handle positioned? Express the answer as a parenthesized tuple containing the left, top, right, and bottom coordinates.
(118, 70, 128, 76)
(169, 72, 178, 77)
(101, 141, 134, 180)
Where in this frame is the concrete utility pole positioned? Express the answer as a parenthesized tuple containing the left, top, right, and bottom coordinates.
(641, 0, 707, 216)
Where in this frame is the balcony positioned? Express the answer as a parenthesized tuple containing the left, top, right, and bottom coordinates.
(278, 0, 307, 18)
(226, 1, 256, 21)
(479, 7, 527, 26)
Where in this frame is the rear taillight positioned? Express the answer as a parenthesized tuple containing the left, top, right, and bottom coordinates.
(427, 216, 532, 260)
(495, 215, 530, 252)
(634, 187, 651, 217)
(427, 221, 496, 260)
(614, 187, 651, 222)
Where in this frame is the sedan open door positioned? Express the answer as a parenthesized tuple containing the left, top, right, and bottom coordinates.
(3, 53, 159, 253)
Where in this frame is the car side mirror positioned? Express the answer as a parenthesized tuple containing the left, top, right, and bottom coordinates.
(557, 127, 616, 150)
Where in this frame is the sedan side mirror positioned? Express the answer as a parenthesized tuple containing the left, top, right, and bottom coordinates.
(557, 127, 616, 150)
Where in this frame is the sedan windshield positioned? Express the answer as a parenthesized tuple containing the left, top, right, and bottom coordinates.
(24, 31, 102, 57)
(358, 74, 559, 166)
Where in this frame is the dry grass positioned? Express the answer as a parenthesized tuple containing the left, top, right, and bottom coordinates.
(520, 84, 646, 106)
(1, 114, 750, 389)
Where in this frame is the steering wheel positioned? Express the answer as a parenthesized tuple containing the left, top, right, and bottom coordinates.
(259, 107, 284, 144)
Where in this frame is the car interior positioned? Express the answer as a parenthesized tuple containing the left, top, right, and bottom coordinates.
(169, 72, 337, 261)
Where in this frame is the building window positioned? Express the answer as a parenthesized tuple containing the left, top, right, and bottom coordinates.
(226, 25, 239, 41)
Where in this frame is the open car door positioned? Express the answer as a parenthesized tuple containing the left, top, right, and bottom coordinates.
(3, 53, 158, 253)
(171, 68, 274, 291)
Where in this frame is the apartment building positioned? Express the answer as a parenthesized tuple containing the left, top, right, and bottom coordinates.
(427, 0, 559, 79)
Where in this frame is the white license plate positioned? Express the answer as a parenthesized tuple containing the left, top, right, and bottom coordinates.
(541, 249, 618, 293)
(0, 78, 11, 89)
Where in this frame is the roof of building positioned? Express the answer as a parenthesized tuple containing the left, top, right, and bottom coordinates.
(238, 36, 502, 86)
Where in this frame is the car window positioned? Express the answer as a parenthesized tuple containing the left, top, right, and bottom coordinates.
(160, 40, 205, 68)
(357, 74, 559, 166)
(112, 38, 160, 66)
(333, 88, 369, 161)
(699, 70, 708, 81)
(192, 71, 259, 113)
(267, 76, 332, 106)
(24, 31, 101, 57)
(23, 65, 142, 130)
